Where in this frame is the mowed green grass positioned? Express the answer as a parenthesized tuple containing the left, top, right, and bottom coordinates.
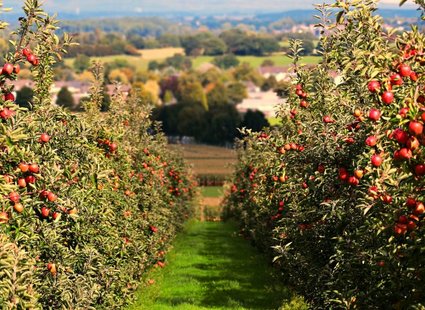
(126, 221, 307, 310)
(200, 186, 224, 198)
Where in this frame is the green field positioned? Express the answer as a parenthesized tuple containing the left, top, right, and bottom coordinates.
(64, 49, 321, 72)
(64, 54, 151, 71)
(126, 221, 307, 310)
(193, 54, 321, 68)
(200, 186, 224, 198)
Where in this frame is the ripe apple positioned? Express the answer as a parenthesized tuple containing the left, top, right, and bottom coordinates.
(17, 178, 26, 188)
(25, 175, 36, 184)
(414, 202, 424, 215)
(409, 121, 423, 136)
(371, 154, 383, 167)
(399, 107, 409, 118)
(406, 198, 416, 209)
(367, 80, 380, 92)
(354, 169, 364, 179)
(369, 109, 381, 121)
(13, 64, 20, 74)
(399, 64, 412, 77)
(109, 143, 118, 152)
(19, 162, 29, 172)
(28, 163, 39, 173)
(47, 192, 57, 202)
(381, 194, 392, 204)
(0, 211, 9, 223)
(381, 91, 394, 104)
(2, 63, 13, 75)
(300, 100, 308, 108)
(348, 176, 359, 186)
(39, 133, 50, 143)
(407, 221, 417, 231)
(398, 148, 412, 160)
(22, 48, 31, 57)
(338, 168, 348, 181)
(9, 192, 20, 203)
(390, 73, 403, 85)
(41, 207, 50, 218)
(415, 164, 425, 176)
(398, 215, 408, 224)
(13, 203, 24, 213)
(365, 135, 377, 147)
(323, 115, 333, 123)
(150, 225, 158, 233)
(407, 136, 420, 150)
(410, 71, 418, 81)
(393, 129, 409, 144)
(4, 93, 15, 101)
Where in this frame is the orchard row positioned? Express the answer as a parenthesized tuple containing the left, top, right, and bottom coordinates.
(0, 1, 194, 309)
(225, 1, 425, 309)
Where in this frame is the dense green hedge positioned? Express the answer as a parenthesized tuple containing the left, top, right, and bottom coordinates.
(225, 1, 425, 308)
(0, 2, 194, 309)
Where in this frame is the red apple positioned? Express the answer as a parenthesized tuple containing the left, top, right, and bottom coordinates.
(17, 178, 26, 188)
(367, 80, 380, 92)
(390, 73, 403, 85)
(398, 148, 412, 160)
(414, 202, 425, 215)
(41, 207, 50, 218)
(29, 163, 39, 173)
(414, 164, 425, 176)
(371, 154, 383, 167)
(19, 162, 29, 173)
(369, 109, 381, 121)
(407, 136, 420, 150)
(409, 121, 423, 136)
(9, 192, 20, 203)
(406, 198, 416, 209)
(365, 136, 377, 147)
(393, 129, 409, 144)
(382, 91, 394, 104)
(2, 63, 13, 75)
(399, 64, 412, 77)
(39, 133, 50, 143)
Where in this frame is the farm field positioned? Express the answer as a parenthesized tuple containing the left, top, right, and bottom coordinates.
(192, 54, 321, 68)
(126, 221, 307, 310)
(63, 48, 321, 71)
(168, 144, 237, 177)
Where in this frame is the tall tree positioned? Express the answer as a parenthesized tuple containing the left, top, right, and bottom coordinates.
(56, 87, 75, 110)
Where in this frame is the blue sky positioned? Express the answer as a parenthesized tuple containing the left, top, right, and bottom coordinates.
(1, 0, 418, 14)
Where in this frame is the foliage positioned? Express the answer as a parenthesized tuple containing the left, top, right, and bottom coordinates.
(55, 86, 75, 110)
(0, 1, 195, 309)
(15, 86, 34, 110)
(213, 54, 240, 69)
(240, 109, 270, 132)
(73, 53, 91, 73)
(225, 1, 425, 309)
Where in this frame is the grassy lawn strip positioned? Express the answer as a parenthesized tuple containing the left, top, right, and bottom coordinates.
(126, 221, 308, 310)
(200, 186, 224, 198)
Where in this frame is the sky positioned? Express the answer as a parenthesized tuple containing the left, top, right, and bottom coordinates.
(0, 0, 419, 15)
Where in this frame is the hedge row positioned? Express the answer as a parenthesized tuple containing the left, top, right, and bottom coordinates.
(0, 2, 194, 309)
(225, 1, 425, 309)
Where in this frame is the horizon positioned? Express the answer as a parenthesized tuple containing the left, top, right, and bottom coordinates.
(0, 0, 420, 17)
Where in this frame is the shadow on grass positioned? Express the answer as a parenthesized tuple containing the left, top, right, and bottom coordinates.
(153, 222, 294, 309)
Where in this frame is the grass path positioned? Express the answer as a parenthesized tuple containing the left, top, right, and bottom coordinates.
(126, 221, 307, 310)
